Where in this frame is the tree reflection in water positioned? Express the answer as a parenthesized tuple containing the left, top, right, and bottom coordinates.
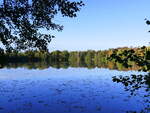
(112, 73, 150, 113)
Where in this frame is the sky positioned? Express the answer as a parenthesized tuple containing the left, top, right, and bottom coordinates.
(1, 0, 148, 51)
(46, 0, 150, 51)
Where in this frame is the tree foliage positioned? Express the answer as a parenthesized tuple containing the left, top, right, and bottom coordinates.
(0, 48, 142, 70)
(109, 46, 150, 71)
(112, 73, 150, 113)
(0, 0, 84, 51)
(145, 18, 150, 32)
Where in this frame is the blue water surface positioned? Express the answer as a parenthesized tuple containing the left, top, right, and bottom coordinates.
(0, 67, 148, 113)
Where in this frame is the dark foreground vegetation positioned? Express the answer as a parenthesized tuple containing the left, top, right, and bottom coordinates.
(109, 46, 150, 113)
(109, 46, 150, 72)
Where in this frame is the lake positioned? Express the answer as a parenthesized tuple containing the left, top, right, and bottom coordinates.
(0, 64, 149, 113)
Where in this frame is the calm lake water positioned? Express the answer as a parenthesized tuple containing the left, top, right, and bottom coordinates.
(0, 66, 149, 113)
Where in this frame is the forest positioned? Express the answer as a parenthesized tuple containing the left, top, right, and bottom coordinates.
(0, 46, 149, 71)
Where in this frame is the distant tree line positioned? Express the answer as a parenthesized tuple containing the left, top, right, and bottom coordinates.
(0, 49, 112, 63)
(0, 47, 146, 70)
(0, 49, 111, 69)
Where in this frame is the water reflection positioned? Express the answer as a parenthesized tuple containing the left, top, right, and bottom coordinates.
(0, 60, 140, 71)
(0, 61, 149, 113)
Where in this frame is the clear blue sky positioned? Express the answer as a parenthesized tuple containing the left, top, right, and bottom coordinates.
(49, 0, 150, 51)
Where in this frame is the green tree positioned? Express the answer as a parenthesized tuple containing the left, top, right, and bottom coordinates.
(84, 50, 95, 68)
(50, 50, 61, 62)
(61, 51, 69, 61)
